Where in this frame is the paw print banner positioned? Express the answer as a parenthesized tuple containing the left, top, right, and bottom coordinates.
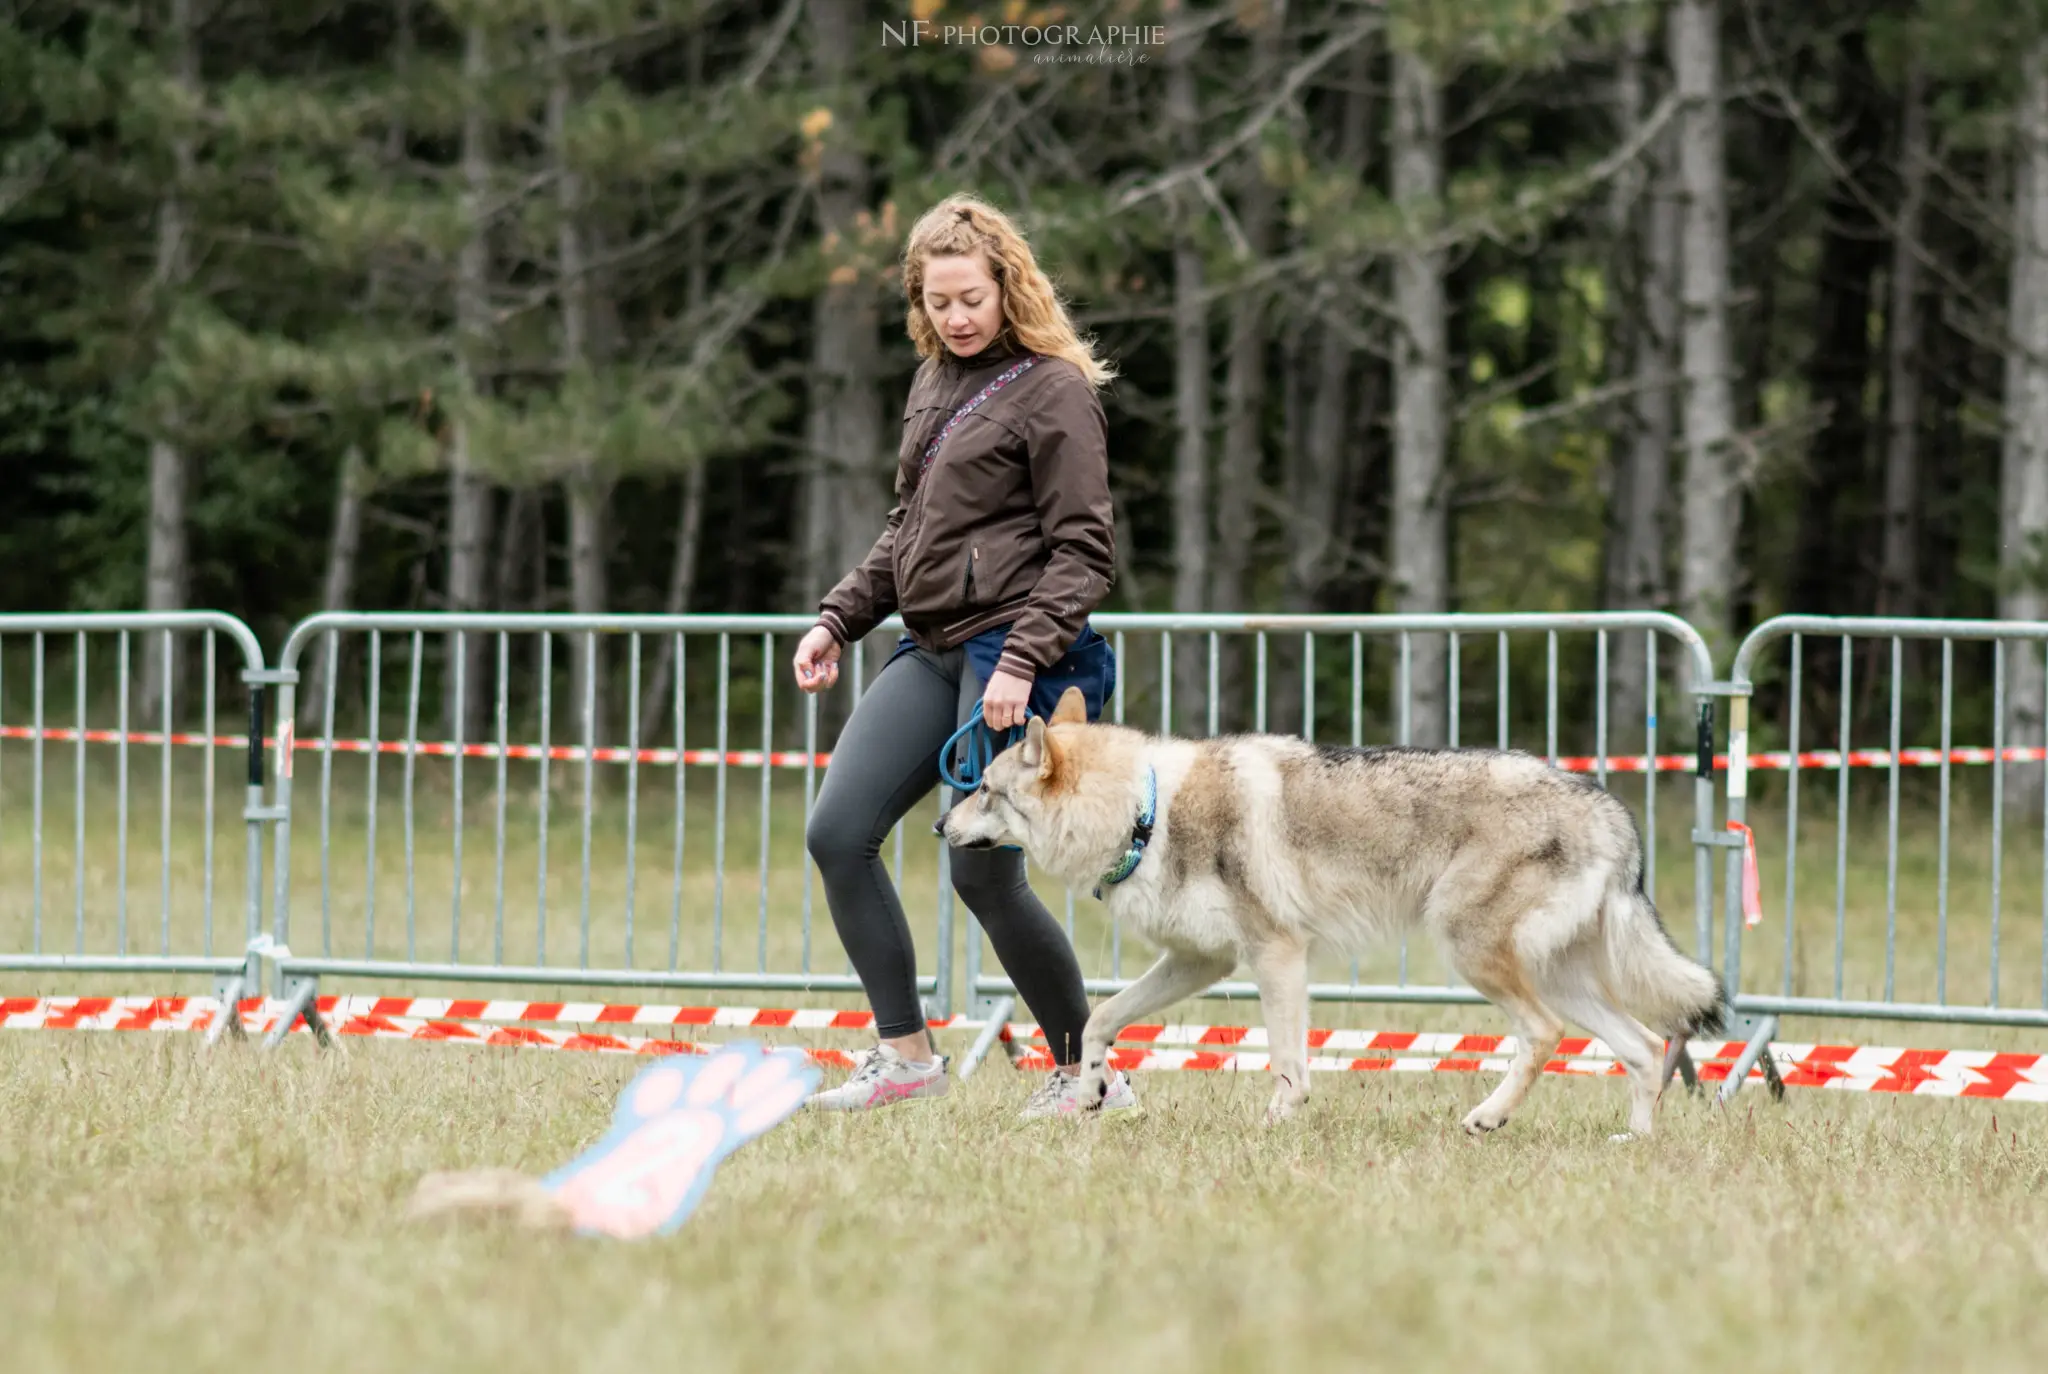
(407, 1040, 820, 1240)
(544, 1041, 819, 1239)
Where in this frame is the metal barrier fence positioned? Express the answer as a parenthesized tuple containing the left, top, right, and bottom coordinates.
(0, 612, 277, 1039)
(1723, 618, 2048, 1078)
(260, 613, 963, 1040)
(15, 604, 2048, 1102)
(244, 610, 1722, 1057)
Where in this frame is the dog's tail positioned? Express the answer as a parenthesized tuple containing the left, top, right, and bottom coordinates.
(1599, 870, 1727, 1040)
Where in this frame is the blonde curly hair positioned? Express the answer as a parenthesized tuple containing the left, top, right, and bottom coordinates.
(900, 193, 1117, 389)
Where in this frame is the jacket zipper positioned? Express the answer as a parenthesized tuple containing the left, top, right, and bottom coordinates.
(902, 404, 950, 582)
(905, 359, 1007, 613)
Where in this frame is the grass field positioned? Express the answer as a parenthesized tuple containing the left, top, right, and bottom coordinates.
(3, 1028, 2047, 1373)
(8, 738, 2048, 1371)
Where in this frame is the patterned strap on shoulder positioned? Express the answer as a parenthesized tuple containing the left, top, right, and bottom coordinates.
(915, 353, 1041, 483)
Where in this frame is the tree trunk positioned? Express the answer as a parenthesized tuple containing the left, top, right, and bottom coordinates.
(140, 0, 199, 730)
(1291, 35, 1373, 618)
(1213, 245, 1271, 619)
(386, 0, 413, 165)
(445, 19, 495, 745)
(801, 0, 884, 739)
(1327, 353, 1389, 625)
(1670, 0, 1738, 677)
(643, 155, 712, 752)
(493, 489, 535, 614)
(1166, 0, 1210, 732)
(640, 460, 707, 749)
(1390, 41, 1449, 746)
(1725, 64, 1800, 449)
(800, 0, 885, 607)
(1302, 311, 1351, 618)
(2002, 38, 2048, 809)
(1915, 198, 1972, 631)
(302, 0, 407, 731)
(143, 433, 190, 726)
(1794, 26, 1887, 724)
(299, 445, 368, 728)
(1723, 71, 1804, 659)
(565, 474, 611, 742)
(1275, 30, 1374, 736)
(553, 11, 614, 751)
(1209, 0, 1284, 733)
(1877, 55, 1927, 621)
(1294, 325, 1354, 601)
(1605, 21, 1680, 744)
(1110, 488, 1148, 609)
(1282, 321, 1305, 494)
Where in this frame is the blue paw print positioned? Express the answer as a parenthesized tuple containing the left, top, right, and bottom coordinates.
(540, 1041, 820, 1240)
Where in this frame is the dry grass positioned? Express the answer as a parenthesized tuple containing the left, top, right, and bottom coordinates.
(2, 1028, 2046, 1374)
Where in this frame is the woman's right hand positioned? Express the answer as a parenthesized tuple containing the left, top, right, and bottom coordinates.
(792, 626, 841, 693)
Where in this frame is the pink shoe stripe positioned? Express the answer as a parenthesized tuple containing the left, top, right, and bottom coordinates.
(861, 1076, 933, 1108)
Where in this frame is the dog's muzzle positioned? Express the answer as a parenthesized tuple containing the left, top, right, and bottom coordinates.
(933, 814, 998, 850)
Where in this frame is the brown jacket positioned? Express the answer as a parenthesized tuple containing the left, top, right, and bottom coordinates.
(815, 337, 1115, 683)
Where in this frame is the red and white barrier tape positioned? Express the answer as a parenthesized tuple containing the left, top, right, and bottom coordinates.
(0, 997, 1779, 1061)
(4, 996, 2044, 1100)
(0, 724, 825, 771)
(1013, 1046, 2048, 1099)
(329, 996, 966, 1030)
(0, 995, 968, 1032)
(6, 723, 2045, 778)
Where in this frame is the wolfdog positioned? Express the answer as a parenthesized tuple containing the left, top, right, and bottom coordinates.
(936, 688, 1726, 1138)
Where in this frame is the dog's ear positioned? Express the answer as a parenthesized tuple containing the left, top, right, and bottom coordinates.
(1050, 686, 1087, 727)
(1019, 715, 1062, 782)
(1017, 716, 1046, 772)
(1035, 719, 1063, 782)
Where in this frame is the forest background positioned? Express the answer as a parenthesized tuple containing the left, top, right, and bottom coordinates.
(4, 0, 2043, 753)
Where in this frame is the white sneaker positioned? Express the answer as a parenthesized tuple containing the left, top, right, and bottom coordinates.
(1018, 1067, 1141, 1120)
(805, 1045, 950, 1111)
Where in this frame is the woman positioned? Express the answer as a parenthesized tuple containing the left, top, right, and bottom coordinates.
(791, 193, 1139, 1119)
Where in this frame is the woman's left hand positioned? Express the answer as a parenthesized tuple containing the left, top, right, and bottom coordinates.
(981, 669, 1034, 732)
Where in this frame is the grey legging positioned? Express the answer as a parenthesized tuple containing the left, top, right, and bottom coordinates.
(803, 643, 1091, 1065)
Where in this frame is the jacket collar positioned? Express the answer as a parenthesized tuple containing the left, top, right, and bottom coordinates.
(1093, 767, 1157, 900)
(937, 331, 1027, 374)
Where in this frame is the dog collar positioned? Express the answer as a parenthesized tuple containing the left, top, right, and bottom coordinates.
(1094, 767, 1156, 899)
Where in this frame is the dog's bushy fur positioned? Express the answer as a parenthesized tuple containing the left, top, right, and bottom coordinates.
(937, 690, 1725, 1138)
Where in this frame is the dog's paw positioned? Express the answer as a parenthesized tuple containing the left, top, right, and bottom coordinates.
(1077, 1046, 1112, 1106)
(1460, 1106, 1509, 1136)
(1262, 1075, 1307, 1126)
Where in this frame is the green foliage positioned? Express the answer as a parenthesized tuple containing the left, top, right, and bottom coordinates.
(0, 0, 2032, 757)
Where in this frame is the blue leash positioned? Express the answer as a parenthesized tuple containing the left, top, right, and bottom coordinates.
(939, 701, 1027, 793)
(940, 704, 1028, 853)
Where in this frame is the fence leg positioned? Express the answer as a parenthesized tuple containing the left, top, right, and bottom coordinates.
(261, 976, 333, 1052)
(1715, 1012, 1784, 1106)
(205, 973, 248, 1048)
(957, 996, 1016, 1081)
